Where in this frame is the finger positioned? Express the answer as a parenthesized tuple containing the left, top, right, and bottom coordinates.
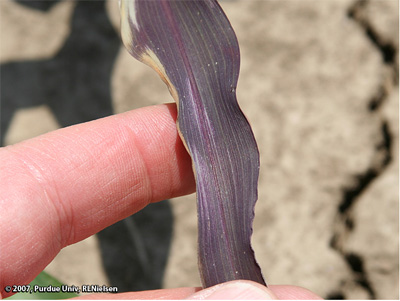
(269, 285, 323, 300)
(0, 103, 195, 295)
(74, 287, 200, 300)
(185, 281, 278, 300)
(185, 281, 323, 300)
(72, 284, 323, 300)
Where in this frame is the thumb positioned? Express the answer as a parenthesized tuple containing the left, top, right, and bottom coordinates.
(185, 280, 278, 300)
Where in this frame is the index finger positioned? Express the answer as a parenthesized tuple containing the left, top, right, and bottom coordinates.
(0, 103, 195, 296)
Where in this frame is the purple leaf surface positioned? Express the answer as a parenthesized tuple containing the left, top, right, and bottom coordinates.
(119, 0, 266, 288)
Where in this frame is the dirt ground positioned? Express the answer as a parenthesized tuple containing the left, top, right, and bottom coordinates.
(1, 0, 399, 299)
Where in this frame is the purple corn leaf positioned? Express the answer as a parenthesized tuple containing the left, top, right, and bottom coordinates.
(119, 0, 266, 288)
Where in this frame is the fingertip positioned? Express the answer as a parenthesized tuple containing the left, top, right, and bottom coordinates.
(186, 281, 277, 300)
(269, 285, 324, 300)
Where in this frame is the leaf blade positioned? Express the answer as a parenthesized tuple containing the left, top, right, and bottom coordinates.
(120, 0, 266, 288)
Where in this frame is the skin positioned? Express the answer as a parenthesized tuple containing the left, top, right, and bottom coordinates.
(0, 103, 322, 300)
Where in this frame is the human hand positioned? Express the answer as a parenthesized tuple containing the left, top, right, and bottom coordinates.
(76, 280, 322, 299)
(0, 103, 321, 300)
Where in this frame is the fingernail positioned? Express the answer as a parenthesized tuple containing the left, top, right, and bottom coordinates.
(186, 281, 277, 300)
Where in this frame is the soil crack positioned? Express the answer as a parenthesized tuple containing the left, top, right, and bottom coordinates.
(328, 0, 398, 299)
